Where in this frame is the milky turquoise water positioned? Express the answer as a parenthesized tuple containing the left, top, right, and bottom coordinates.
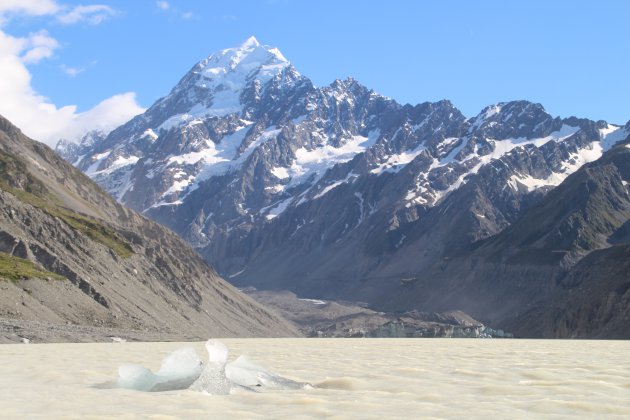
(1, 338, 628, 418)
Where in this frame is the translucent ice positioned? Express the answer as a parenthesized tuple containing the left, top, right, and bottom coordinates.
(227, 354, 309, 390)
(117, 364, 158, 391)
(117, 347, 202, 392)
(115, 340, 310, 394)
(157, 347, 203, 379)
(189, 340, 231, 395)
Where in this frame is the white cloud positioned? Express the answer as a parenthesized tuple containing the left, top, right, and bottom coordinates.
(20, 29, 59, 63)
(0, 2, 143, 146)
(0, 1, 118, 26)
(57, 4, 116, 25)
(59, 92, 145, 140)
(0, 27, 144, 146)
(59, 63, 84, 77)
(0, 0, 60, 23)
(156, 1, 195, 20)
(60, 59, 98, 77)
(0, 29, 59, 64)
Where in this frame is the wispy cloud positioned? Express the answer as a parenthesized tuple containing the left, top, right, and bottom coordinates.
(20, 29, 59, 63)
(0, 1, 118, 26)
(57, 4, 117, 25)
(59, 59, 98, 77)
(0, 3, 144, 145)
(59, 63, 84, 77)
(0, 0, 59, 24)
(156, 1, 195, 20)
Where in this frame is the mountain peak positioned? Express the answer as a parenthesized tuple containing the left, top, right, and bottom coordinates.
(196, 37, 288, 77)
(474, 100, 549, 122)
(153, 38, 295, 125)
(241, 35, 260, 48)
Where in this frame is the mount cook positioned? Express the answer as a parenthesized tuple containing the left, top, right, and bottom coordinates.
(57, 37, 630, 338)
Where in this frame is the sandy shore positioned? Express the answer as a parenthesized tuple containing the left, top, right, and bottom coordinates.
(0, 318, 202, 343)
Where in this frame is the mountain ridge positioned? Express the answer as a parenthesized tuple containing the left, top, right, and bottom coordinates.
(55, 38, 630, 337)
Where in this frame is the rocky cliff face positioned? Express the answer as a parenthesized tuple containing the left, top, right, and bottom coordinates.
(0, 115, 298, 342)
(56, 37, 630, 337)
(369, 141, 630, 337)
(497, 145, 630, 338)
(504, 244, 630, 339)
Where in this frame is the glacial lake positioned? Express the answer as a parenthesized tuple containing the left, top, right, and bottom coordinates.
(1, 338, 629, 418)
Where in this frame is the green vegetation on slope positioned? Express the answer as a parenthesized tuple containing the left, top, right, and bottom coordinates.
(0, 149, 48, 196)
(0, 252, 65, 281)
(0, 151, 134, 258)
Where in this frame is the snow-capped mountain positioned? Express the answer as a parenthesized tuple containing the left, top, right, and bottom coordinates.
(56, 129, 108, 165)
(57, 37, 630, 330)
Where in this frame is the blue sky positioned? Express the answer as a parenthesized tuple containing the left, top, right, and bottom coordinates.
(1, 0, 629, 144)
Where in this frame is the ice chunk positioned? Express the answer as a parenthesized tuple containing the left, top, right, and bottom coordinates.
(227, 355, 309, 390)
(117, 364, 157, 392)
(117, 347, 202, 392)
(189, 340, 231, 395)
(205, 340, 229, 365)
(114, 340, 309, 394)
(157, 347, 202, 378)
